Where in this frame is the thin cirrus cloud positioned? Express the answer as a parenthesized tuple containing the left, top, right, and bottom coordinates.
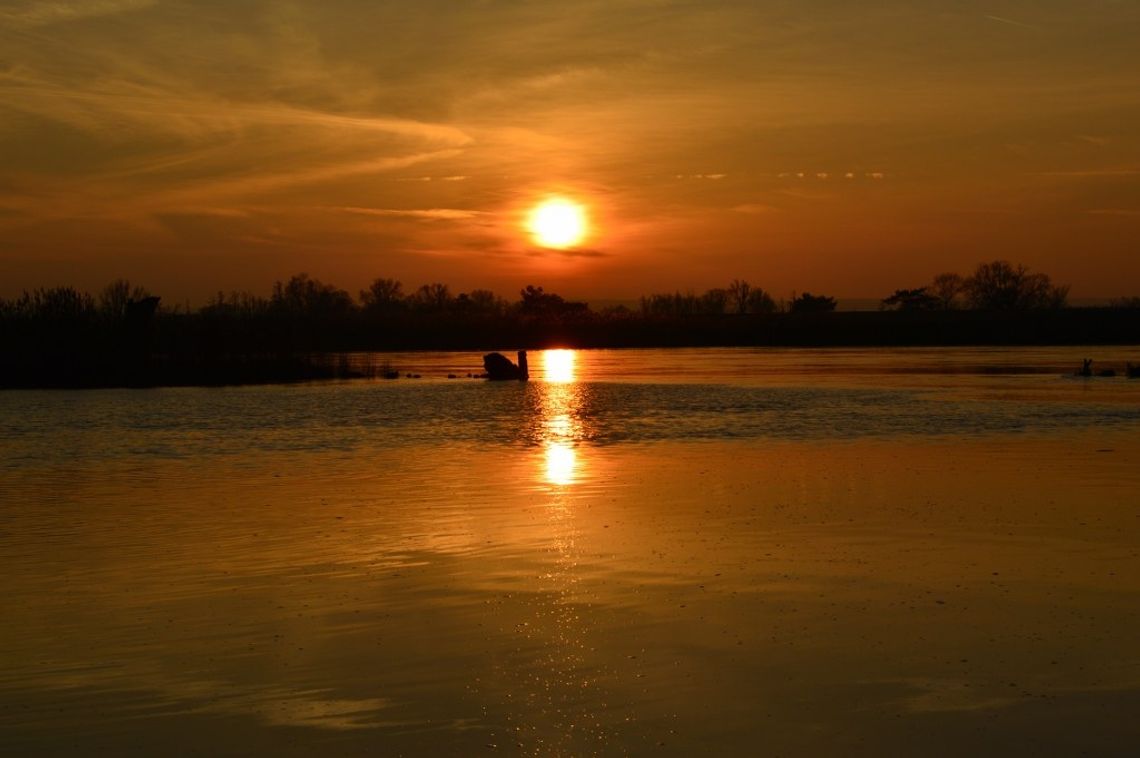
(0, 72, 473, 148)
(527, 247, 609, 259)
(982, 14, 1038, 31)
(340, 207, 484, 221)
(1040, 168, 1140, 178)
(0, 0, 155, 28)
(1087, 209, 1140, 217)
(732, 203, 780, 215)
(0, 62, 475, 224)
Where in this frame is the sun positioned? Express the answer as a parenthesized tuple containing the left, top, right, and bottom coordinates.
(527, 198, 588, 249)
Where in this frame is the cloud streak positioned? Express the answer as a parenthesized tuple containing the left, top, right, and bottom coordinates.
(0, 0, 155, 28)
(983, 15, 1038, 31)
(732, 203, 780, 215)
(1087, 209, 1140, 217)
(527, 247, 608, 259)
(340, 207, 484, 221)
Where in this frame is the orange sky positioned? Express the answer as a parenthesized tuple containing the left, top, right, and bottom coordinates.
(2, 1, 1139, 303)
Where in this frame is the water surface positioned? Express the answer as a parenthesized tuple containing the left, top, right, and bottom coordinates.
(2, 347, 1139, 755)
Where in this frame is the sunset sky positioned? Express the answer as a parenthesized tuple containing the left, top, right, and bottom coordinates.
(2, 0, 1139, 303)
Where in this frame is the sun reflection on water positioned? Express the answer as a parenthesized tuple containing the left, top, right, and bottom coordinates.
(543, 349, 576, 384)
(538, 350, 584, 488)
(525, 348, 611, 749)
(545, 442, 577, 486)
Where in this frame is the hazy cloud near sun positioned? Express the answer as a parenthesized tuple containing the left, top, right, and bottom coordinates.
(2, 0, 1140, 298)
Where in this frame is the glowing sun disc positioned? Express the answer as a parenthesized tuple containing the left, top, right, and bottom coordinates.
(527, 198, 587, 248)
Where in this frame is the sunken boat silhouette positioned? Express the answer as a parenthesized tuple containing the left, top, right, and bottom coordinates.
(483, 350, 529, 381)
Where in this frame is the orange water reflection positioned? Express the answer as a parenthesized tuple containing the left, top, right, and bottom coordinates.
(544, 441, 577, 486)
(539, 350, 584, 487)
(542, 349, 576, 383)
(530, 348, 608, 749)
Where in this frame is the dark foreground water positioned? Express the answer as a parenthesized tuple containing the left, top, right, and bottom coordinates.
(2, 347, 1139, 756)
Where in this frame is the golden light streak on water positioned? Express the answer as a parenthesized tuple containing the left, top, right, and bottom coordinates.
(544, 441, 577, 486)
(537, 350, 583, 486)
(542, 349, 576, 383)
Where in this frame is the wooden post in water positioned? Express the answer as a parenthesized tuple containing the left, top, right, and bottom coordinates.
(517, 350, 529, 381)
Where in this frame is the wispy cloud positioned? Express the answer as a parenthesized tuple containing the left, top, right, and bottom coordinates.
(163, 207, 253, 219)
(1040, 168, 1140, 177)
(341, 207, 483, 221)
(1087, 209, 1140, 217)
(776, 171, 884, 180)
(158, 148, 466, 208)
(0, 0, 155, 28)
(527, 247, 608, 258)
(0, 73, 473, 147)
(983, 14, 1038, 31)
(732, 203, 779, 215)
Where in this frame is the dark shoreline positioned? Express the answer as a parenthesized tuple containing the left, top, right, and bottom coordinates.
(3, 308, 1139, 389)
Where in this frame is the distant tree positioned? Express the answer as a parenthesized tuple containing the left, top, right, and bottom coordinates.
(518, 285, 588, 317)
(746, 287, 777, 314)
(638, 294, 659, 316)
(964, 261, 1068, 310)
(640, 291, 699, 317)
(637, 286, 768, 317)
(640, 292, 677, 317)
(725, 279, 777, 314)
(1026, 275, 1069, 309)
(1109, 296, 1140, 309)
(929, 272, 965, 309)
(727, 279, 752, 314)
(465, 289, 504, 314)
(881, 287, 940, 311)
(407, 283, 452, 313)
(699, 288, 728, 316)
(519, 284, 558, 313)
(99, 279, 151, 320)
(359, 278, 404, 314)
(16, 287, 96, 321)
(790, 292, 837, 314)
(271, 273, 354, 318)
(202, 290, 269, 318)
(599, 303, 633, 318)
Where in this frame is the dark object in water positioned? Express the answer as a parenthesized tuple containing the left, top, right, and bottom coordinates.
(1097, 368, 1116, 378)
(483, 350, 529, 381)
(382, 370, 399, 380)
(1077, 358, 1093, 377)
(447, 373, 457, 379)
(1127, 363, 1140, 379)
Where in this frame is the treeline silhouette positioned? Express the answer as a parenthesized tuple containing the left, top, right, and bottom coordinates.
(2, 261, 1138, 388)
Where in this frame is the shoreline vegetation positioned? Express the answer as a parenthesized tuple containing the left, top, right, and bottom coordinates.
(3, 261, 1139, 389)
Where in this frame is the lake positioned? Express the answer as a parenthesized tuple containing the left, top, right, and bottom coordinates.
(2, 347, 1139, 756)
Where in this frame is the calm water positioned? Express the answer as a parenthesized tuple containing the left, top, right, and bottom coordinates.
(2, 347, 1139, 756)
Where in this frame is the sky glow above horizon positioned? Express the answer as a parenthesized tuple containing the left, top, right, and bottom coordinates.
(1, 0, 1139, 302)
